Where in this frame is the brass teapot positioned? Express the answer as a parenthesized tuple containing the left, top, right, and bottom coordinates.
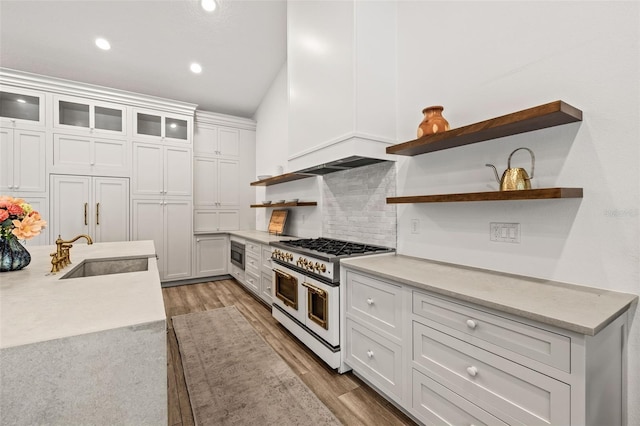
(486, 147, 535, 191)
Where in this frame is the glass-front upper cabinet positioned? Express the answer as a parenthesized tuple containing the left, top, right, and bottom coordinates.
(0, 88, 46, 127)
(133, 108, 192, 143)
(54, 95, 126, 136)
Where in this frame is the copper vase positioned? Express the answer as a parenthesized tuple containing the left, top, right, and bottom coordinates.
(417, 105, 450, 137)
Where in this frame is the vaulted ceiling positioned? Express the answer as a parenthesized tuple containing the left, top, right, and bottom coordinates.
(0, 0, 287, 118)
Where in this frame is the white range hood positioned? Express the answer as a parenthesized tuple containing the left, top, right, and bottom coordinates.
(287, 0, 397, 174)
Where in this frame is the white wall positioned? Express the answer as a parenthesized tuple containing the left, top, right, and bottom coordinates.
(394, 1, 639, 423)
(253, 62, 323, 237)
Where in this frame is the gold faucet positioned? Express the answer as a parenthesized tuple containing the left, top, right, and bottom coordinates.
(50, 234, 93, 273)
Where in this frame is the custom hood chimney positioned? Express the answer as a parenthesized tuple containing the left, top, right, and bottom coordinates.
(287, 1, 397, 175)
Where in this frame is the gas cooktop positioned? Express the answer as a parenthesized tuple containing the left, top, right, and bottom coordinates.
(272, 237, 394, 261)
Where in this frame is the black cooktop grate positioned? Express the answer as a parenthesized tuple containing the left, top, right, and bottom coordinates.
(281, 238, 391, 256)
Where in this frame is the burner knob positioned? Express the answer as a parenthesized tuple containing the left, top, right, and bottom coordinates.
(314, 262, 321, 271)
(319, 263, 326, 273)
(297, 257, 304, 267)
(286, 253, 293, 261)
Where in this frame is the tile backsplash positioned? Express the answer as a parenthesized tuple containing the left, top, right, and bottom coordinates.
(322, 161, 397, 248)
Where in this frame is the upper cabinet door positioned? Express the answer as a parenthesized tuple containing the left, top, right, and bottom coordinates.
(218, 128, 239, 158)
(51, 134, 129, 177)
(193, 122, 239, 158)
(0, 128, 46, 193)
(133, 108, 192, 144)
(0, 88, 46, 127)
(54, 96, 126, 136)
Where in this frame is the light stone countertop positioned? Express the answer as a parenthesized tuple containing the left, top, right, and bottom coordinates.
(0, 240, 165, 349)
(228, 230, 299, 245)
(340, 254, 638, 336)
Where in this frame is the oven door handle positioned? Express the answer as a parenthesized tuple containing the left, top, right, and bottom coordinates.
(274, 268, 294, 280)
(302, 281, 326, 296)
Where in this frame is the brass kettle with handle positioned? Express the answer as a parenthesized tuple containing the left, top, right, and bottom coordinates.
(485, 147, 535, 191)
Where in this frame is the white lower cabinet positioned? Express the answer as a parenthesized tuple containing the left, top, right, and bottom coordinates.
(342, 268, 630, 426)
(412, 368, 508, 426)
(345, 318, 404, 403)
(193, 234, 228, 277)
(50, 174, 129, 243)
(132, 198, 192, 281)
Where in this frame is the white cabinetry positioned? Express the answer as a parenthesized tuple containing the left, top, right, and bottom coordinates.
(231, 237, 274, 306)
(50, 174, 129, 243)
(192, 115, 245, 236)
(194, 123, 239, 158)
(0, 128, 46, 193)
(54, 95, 126, 136)
(193, 234, 228, 277)
(51, 134, 129, 177)
(194, 157, 239, 207)
(193, 210, 239, 233)
(132, 142, 191, 197)
(342, 267, 631, 426)
(344, 271, 405, 404)
(133, 108, 191, 144)
(132, 198, 192, 281)
(0, 87, 45, 128)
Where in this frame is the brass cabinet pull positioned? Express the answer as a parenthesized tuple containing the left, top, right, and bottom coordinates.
(84, 203, 88, 225)
(96, 203, 100, 225)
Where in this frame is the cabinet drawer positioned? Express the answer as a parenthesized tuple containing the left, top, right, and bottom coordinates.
(412, 368, 508, 426)
(413, 291, 570, 372)
(345, 319, 403, 402)
(346, 271, 403, 338)
(246, 240, 261, 256)
(245, 271, 259, 294)
(261, 245, 273, 272)
(230, 264, 244, 283)
(413, 321, 570, 426)
(245, 253, 261, 277)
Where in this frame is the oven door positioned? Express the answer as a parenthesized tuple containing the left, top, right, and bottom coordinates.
(301, 276, 339, 347)
(272, 267, 306, 323)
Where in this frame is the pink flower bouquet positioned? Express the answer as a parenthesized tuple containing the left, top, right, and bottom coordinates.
(0, 195, 47, 241)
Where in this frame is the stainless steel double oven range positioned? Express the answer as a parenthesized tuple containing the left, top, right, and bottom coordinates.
(270, 238, 394, 371)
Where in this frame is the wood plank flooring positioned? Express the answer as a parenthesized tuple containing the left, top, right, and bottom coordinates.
(162, 279, 418, 426)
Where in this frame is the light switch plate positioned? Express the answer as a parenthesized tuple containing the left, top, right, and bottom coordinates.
(490, 222, 520, 243)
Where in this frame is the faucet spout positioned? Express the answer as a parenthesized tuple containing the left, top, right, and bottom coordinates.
(57, 234, 93, 245)
(485, 164, 501, 184)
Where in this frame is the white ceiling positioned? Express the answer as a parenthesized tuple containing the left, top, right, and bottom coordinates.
(0, 0, 287, 118)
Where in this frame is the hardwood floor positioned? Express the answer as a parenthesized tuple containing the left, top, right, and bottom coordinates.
(162, 279, 417, 426)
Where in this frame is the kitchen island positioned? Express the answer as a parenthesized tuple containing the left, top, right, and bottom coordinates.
(0, 240, 166, 425)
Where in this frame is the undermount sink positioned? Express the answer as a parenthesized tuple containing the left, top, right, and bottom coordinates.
(61, 257, 149, 279)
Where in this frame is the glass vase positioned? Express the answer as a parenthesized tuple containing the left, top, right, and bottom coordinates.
(0, 237, 31, 272)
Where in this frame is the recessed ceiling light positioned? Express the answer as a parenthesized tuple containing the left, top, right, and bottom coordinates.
(190, 63, 203, 74)
(95, 38, 111, 50)
(201, 0, 217, 12)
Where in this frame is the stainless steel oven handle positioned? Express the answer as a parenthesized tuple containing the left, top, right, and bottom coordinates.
(273, 268, 293, 280)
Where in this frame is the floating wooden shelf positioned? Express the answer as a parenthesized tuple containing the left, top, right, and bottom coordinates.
(250, 201, 318, 208)
(387, 101, 582, 156)
(250, 173, 314, 186)
(387, 188, 583, 204)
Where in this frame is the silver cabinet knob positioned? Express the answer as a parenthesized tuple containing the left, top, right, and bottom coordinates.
(466, 366, 478, 377)
(466, 319, 477, 329)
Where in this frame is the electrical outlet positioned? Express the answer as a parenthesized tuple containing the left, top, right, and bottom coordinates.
(411, 219, 420, 234)
(490, 222, 520, 243)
